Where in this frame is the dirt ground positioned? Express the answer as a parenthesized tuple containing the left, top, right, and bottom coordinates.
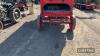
(0, 5, 100, 56)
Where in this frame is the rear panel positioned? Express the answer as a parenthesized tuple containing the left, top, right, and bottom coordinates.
(40, 0, 74, 13)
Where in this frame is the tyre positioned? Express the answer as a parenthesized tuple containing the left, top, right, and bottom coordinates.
(37, 16, 42, 31)
(13, 8, 21, 21)
(22, 13, 27, 17)
(69, 15, 76, 30)
(0, 21, 4, 31)
(66, 29, 74, 40)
